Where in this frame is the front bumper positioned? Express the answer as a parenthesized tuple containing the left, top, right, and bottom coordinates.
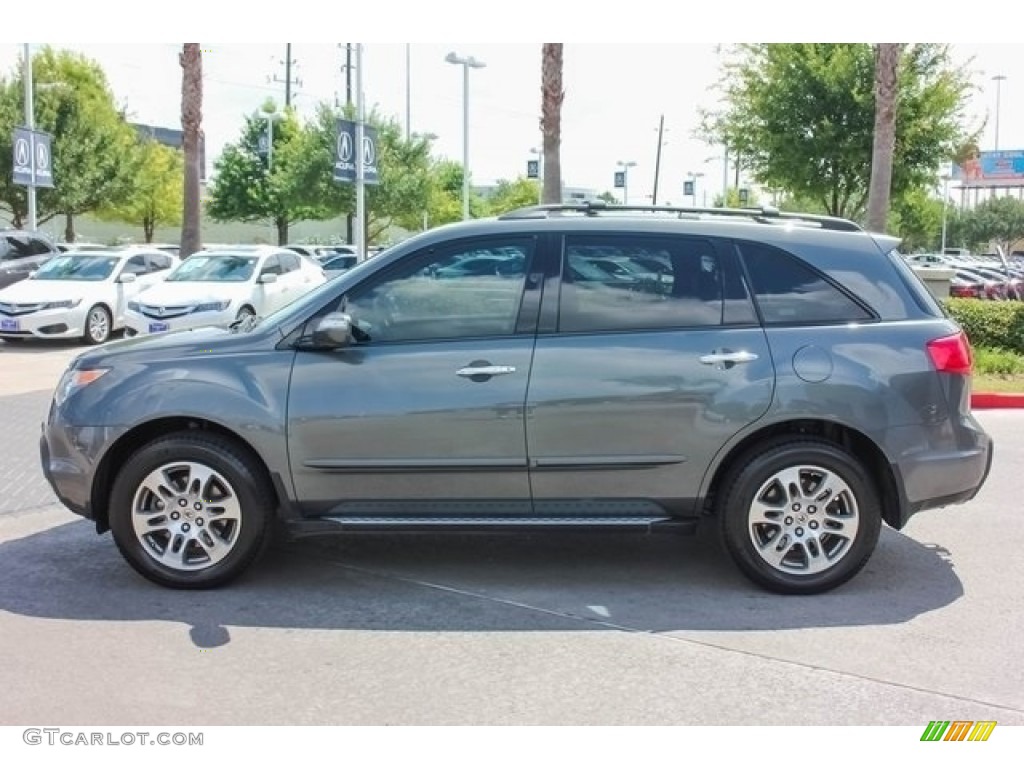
(124, 308, 234, 337)
(0, 306, 88, 339)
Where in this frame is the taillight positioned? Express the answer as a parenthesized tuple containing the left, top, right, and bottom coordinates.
(927, 331, 973, 374)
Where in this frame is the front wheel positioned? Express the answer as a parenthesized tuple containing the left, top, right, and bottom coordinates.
(718, 438, 882, 595)
(83, 304, 111, 345)
(108, 432, 274, 589)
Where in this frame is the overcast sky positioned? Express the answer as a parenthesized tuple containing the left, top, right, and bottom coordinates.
(1, 38, 1020, 204)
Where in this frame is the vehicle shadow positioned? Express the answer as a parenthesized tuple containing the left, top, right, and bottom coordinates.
(0, 518, 962, 646)
(0, 338, 85, 353)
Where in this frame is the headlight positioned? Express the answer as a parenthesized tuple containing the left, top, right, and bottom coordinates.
(193, 300, 231, 313)
(54, 368, 110, 407)
(42, 299, 82, 310)
(127, 301, 141, 312)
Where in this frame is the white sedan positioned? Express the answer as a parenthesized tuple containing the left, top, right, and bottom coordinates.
(0, 248, 177, 344)
(124, 247, 326, 337)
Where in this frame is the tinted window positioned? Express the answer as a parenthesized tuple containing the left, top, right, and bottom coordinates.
(738, 241, 873, 324)
(123, 255, 150, 275)
(344, 238, 533, 343)
(27, 238, 54, 255)
(558, 235, 724, 332)
(280, 253, 301, 273)
(149, 253, 172, 272)
(261, 255, 282, 276)
(0, 236, 33, 261)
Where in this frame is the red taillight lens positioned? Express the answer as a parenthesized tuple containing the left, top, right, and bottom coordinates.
(927, 331, 973, 375)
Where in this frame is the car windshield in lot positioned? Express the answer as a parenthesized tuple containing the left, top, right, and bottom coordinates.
(167, 254, 258, 282)
(32, 254, 120, 281)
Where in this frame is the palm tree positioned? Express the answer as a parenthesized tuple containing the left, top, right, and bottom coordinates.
(865, 43, 904, 232)
(180, 44, 203, 257)
(540, 44, 564, 205)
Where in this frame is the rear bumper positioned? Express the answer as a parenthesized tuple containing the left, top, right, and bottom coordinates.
(889, 422, 993, 528)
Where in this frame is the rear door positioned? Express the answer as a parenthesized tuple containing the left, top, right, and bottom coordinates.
(525, 232, 775, 514)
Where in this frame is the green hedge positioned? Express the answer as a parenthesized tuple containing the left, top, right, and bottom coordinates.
(944, 299, 1024, 353)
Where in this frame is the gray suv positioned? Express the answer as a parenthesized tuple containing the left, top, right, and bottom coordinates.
(0, 229, 61, 288)
(40, 204, 993, 593)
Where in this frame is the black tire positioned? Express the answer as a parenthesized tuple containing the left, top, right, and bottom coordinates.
(83, 304, 112, 345)
(1, 337, 24, 343)
(718, 437, 882, 595)
(108, 432, 275, 589)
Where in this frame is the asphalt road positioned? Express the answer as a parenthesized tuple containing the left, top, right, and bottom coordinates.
(1, 339, 1023, 726)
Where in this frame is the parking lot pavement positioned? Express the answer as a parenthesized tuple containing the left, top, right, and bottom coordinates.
(0, 390, 56, 515)
(0, 339, 81, 397)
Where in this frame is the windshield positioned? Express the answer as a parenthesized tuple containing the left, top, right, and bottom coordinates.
(168, 254, 258, 282)
(33, 254, 119, 281)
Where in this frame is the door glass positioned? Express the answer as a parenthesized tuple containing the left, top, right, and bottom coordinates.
(344, 238, 533, 343)
(559, 235, 724, 332)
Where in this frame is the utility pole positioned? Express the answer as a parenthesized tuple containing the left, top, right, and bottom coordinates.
(652, 114, 665, 205)
(272, 44, 302, 108)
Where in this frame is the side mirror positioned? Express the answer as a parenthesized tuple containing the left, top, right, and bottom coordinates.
(309, 312, 354, 349)
(118, 272, 137, 283)
(258, 273, 278, 284)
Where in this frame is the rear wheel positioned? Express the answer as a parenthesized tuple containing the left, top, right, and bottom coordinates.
(108, 432, 274, 589)
(718, 438, 881, 595)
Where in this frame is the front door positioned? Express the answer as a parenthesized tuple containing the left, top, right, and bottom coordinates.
(286, 234, 543, 517)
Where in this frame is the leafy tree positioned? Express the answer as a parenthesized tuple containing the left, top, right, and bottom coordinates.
(596, 190, 618, 205)
(700, 44, 974, 220)
(889, 187, 943, 252)
(206, 104, 325, 244)
(180, 44, 203, 256)
(96, 138, 183, 242)
(956, 196, 1024, 255)
(286, 103, 438, 242)
(540, 44, 564, 205)
(713, 187, 763, 208)
(485, 177, 541, 215)
(0, 46, 135, 239)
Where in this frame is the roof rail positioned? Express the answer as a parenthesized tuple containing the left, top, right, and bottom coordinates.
(497, 201, 863, 233)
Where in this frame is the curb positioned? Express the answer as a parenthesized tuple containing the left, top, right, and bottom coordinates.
(971, 392, 1024, 409)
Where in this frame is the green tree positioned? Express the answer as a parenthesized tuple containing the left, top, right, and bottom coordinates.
(0, 46, 135, 239)
(485, 177, 541, 216)
(596, 190, 618, 205)
(700, 44, 974, 220)
(889, 187, 943, 252)
(206, 104, 325, 245)
(713, 187, 763, 208)
(959, 196, 1024, 255)
(96, 138, 183, 242)
(286, 103, 438, 242)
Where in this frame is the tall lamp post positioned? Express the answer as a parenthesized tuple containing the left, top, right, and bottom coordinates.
(992, 74, 1007, 151)
(22, 43, 37, 231)
(940, 173, 951, 253)
(617, 160, 637, 205)
(445, 51, 486, 221)
(687, 171, 705, 206)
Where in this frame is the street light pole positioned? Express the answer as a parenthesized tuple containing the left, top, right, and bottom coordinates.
(530, 147, 543, 204)
(617, 160, 637, 205)
(405, 44, 411, 142)
(355, 43, 366, 260)
(993, 74, 1007, 151)
(446, 51, 486, 221)
(940, 174, 951, 253)
(23, 43, 36, 231)
(687, 171, 705, 207)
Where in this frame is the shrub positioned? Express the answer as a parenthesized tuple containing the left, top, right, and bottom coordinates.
(944, 299, 1024, 353)
(973, 346, 1024, 375)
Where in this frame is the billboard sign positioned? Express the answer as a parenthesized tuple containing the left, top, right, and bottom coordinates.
(952, 150, 1024, 187)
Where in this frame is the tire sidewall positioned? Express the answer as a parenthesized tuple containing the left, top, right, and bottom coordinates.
(109, 437, 271, 588)
(721, 441, 882, 594)
(84, 304, 111, 345)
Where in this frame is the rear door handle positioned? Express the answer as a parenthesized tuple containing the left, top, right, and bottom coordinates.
(456, 365, 517, 378)
(699, 351, 758, 365)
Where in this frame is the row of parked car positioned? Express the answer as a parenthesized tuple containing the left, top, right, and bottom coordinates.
(904, 250, 1024, 300)
(0, 229, 368, 345)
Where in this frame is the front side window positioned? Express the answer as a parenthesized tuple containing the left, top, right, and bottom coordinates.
(738, 241, 873, 325)
(558, 235, 724, 333)
(343, 238, 533, 343)
(123, 255, 150, 275)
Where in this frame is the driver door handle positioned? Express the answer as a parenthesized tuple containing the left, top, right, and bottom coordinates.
(699, 351, 758, 365)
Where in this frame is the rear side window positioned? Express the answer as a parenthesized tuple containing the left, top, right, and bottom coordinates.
(738, 241, 873, 325)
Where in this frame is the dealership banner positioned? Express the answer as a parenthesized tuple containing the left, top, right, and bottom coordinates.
(952, 149, 1024, 187)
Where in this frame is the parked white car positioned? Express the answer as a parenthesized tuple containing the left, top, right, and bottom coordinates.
(124, 247, 327, 336)
(0, 248, 177, 344)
